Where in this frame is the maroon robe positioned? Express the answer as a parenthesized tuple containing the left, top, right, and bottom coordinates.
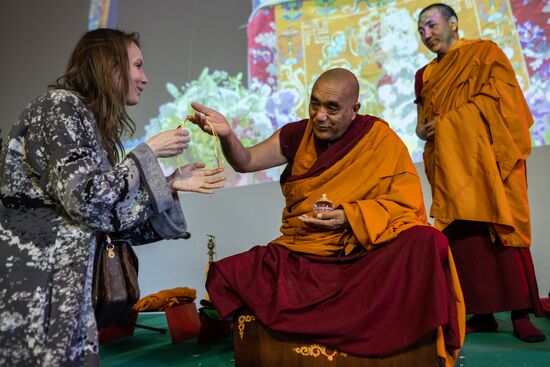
(205, 116, 462, 356)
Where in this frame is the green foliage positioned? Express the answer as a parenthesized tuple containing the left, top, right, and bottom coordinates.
(145, 68, 273, 170)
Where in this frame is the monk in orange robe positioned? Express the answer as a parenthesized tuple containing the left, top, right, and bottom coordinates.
(415, 3, 545, 343)
(189, 68, 465, 366)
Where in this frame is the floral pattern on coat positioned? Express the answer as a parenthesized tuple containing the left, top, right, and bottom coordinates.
(0, 89, 187, 366)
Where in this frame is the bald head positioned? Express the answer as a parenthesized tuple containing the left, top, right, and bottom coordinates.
(314, 68, 360, 102)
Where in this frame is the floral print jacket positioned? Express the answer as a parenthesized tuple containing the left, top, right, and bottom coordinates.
(0, 89, 186, 366)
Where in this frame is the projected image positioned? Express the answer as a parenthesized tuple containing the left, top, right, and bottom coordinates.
(247, 0, 549, 163)
(89, 0, 550, 186)
(143, 70, 285, 185)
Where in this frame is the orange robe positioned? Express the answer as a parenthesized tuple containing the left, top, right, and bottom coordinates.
(133, 287, 196, 312)
(270, 118, 465, 366)
(417, 39, 532, 247)
(272, 119, 429, 255)
(207, 117, 465, 365)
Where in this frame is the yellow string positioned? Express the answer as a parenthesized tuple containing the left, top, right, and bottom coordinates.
(176, 116, 223, 174)
(204, 119, 223, 170)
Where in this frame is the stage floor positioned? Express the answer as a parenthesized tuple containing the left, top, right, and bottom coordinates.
(100, 312, 550, 366)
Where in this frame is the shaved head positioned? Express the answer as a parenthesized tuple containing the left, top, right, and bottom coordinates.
(314, 68, 360, 102)
(419, 3, 458, 23)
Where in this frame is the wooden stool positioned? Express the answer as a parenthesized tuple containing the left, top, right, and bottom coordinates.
(233, 311, 442, 367)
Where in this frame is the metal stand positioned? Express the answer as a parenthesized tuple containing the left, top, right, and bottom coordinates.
(134, 323, 167, 334)
(207, 234, 216, 263)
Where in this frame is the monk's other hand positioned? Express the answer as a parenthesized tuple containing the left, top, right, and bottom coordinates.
(419, 118, 436, 141)
(187, 102, 232, 138)
(169, 162, 225, 194)
(298, 209, 349, 230)
(146, 128, 190, 158)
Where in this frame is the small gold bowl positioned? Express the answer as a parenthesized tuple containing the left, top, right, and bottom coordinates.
(312, 193, 334, 215)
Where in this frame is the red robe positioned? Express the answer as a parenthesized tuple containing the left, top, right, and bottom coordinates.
(207, 116, 465, 365)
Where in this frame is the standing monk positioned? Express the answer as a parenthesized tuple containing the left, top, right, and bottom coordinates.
(415, 3, 545, 342)
(189, 68, 465, 366)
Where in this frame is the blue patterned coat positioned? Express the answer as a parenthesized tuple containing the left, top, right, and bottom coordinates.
(0, 89, 187, 366)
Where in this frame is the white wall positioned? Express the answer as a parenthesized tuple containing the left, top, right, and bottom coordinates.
(1, 1, 548, 303)
(525, 145, 550, 299)
(135, 182, 285, 301)
(0, 1, 90, 133)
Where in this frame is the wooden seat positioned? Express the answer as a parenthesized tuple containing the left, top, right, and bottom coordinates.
(233, 311, 442, 367)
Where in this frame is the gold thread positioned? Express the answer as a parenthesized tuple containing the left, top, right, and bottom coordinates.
(176, 117, 224, 175)
(203, 119, 224, 169)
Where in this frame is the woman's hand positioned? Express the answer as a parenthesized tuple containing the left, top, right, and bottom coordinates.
(298, 209, 349, 230)
(187, 102, 232, 138)
(169, 162, 225, 194)
(146, 128, 190, 158)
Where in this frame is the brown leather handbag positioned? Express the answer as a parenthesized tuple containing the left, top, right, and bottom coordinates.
(92, 234, 140, 328)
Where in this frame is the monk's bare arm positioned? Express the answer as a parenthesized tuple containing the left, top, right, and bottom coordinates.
(220, 129, 287, 173)
(188, 102, 287, 173)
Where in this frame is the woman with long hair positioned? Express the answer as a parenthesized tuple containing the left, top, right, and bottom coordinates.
(0, 28, 224, 366)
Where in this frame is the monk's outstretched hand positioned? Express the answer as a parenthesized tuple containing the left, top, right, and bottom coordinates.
(169, 162, 225, 194)
(187, 102, 232, 138)
(298, 209, 349, 230)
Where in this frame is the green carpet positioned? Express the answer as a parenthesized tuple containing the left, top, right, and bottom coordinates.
(99, 313, 234, 366)
(100, 312, 550, 366)
(459, 313, 550, 367)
